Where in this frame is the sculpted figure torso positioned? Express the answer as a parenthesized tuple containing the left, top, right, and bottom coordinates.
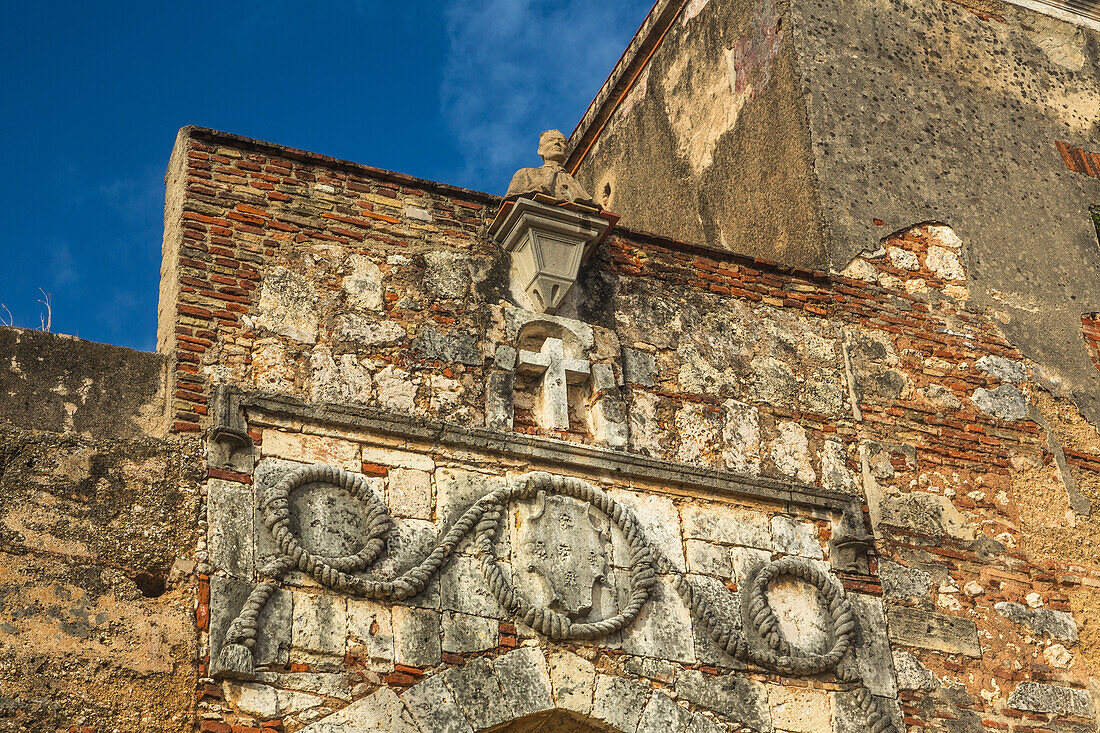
(505, 130, 598, 208)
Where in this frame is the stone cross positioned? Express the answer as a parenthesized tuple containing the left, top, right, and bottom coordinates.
(517, 337, 590, 430)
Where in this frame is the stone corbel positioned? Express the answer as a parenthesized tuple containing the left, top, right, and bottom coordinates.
(830, 503, 875, 575)
(209, 384, 252, 468)
(488, 196, 617, 314)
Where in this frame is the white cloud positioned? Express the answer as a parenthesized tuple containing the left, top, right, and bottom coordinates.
(440, 0, 642, 192)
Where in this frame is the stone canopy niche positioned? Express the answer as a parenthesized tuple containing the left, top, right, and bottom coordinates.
(489, 130, 618, 314)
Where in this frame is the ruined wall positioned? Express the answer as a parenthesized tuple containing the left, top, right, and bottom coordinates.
(567, 0, 827, 267)
(168, 127, 1100, 731)
(0, 328, 199, 732)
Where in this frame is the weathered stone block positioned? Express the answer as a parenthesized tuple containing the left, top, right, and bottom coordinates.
(402, 673, 473, 733)
(440, 554, 507, 619)
(844, 593, 897, 698)
(590, 674, 650, 733)
(393, 605, 442, 668)
(261, 430, 360, 471)
(768, 685, 832, 733)
(886, 606, 981, 658)
(994, 601, 1078, 642)
(681, 503, 772, 550)
(622, 575, 697, 663)
(770, 516, 824, 559)
(209, 576, 291, 671)
(675, 670, 771, 732)
(300, 686, 418, 732)
(257, 266, 319, 344)
(623, 347, 658, 387)
(361, 445, 435, 471)
(722, 399, 761, 476)
(970, 385, 1029, 421)
(291, 592, 347, 656)
(682, 574, 745, 669)
(638, 690, 693, 733)
(1008, 681, 1094, 717)
(388, 467, 433, 520)
(878, 561, 932, 601)
(494, 647, 554, 720)
(436, 468, 506, 534)
(347, 599, 394, 666)
(207, 478, 255, 579)
(609, 489, 685, 571)
(441, 611, 498, 653)
(547, 649, 596, 716)
(685, 540, 732, 578)
(444, 657, 513, 730)
(892, 651, 936, 692)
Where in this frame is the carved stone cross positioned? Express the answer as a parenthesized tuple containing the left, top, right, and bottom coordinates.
(517, 337, 590, 430)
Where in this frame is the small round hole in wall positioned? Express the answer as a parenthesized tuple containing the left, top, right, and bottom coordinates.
(133, 572, 167, 598)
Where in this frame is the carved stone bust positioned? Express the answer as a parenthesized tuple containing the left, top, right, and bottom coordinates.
(505, 130, 598, 208)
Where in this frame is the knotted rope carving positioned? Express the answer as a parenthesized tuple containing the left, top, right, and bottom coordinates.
(213, 465, 895, 733)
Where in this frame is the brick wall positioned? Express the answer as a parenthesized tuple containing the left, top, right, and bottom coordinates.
(168, 127, 1100, 732)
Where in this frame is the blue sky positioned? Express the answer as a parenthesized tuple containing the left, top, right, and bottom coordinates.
(0, 1, 645, 350)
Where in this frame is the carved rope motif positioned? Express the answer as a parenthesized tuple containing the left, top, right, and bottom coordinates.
(215, 464, 896, 733)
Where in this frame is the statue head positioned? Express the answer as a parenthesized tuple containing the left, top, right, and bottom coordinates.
(537, 130, 569, 167)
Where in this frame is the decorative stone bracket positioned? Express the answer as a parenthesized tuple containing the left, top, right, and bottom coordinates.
(488, 196, 617, 314)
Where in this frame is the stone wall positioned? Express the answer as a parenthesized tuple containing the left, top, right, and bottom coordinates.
(0, 426, 202, 732)
(167, 127, 1100, 732)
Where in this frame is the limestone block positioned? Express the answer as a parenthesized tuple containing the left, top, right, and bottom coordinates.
(209, 576, 291, 671)
(444, 657, 513, 730)
(770, 421, 816, 483)
(309, 347, 374, 405)
(832, 691, 904, 733)
(252, 337, 295, 392)
(375, 364, 418, 413)
(685, 540, 732, 578)
(335, 316, 406, 346)
(276, 688, 325, 716)
(676, 402, 724, 466)
(493, 647, 554, 720)
(441, 612, 499, 653)
(879, 561, 932, 601)
(684, 713, 726, 733)
(609, 489, 685, 571)
(1008, 681, 1094, 717)
(623, 656, 678, 683)
(886, 606, 981, 657)
(730, 546, 772, 590)
(770, 516, 824, 560)
(261, 430, 360, 471)
(892, 652, 936, 691)
(970, 385, 1028, 421)
(393, 605, 442, 668)
(424, 250, 471, 300)
(436, 469, 507, 533)
(682, 503, 771, 550)
(638, 690, 693, 733)
(223, 681, 278, 718)
(485, 371, 515, 431)
(412, 328, 481, 366)
(682, 574, 744, 669)
(257, 266, 319, 344)
(207, 479, 255, 579)
(623, 347, 658, 387)
(994, 601, 1078, 642)
(388, 468, 433, 520)
(722, 400, 761, 476)
(347, 599, 394, 666)
(374, 519, 439, 602)
(768, 685, 831, 733)
(675, 670, 771, 732)
(820, 440, 859, 494)
(402, 673, 473, 733)
(590, 674, 650, 733)
(976, 355, 1027, 383)
(547, 649, 596, 716)
(342, 254, 384, 312)
(361, 445, 435, 471)
(886, 245, 919, 270)
(924, 245, 965, 281)
(440, 554, 507, 619)
(622, 575, 697, 663)
(844, 594, 897, 698)
(300, 686, 418, 732)
(291, 593, 347, 656)
(751, 356, 799, 409)
(252, 670, 351, 702)
(879, 491, 976, 542)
